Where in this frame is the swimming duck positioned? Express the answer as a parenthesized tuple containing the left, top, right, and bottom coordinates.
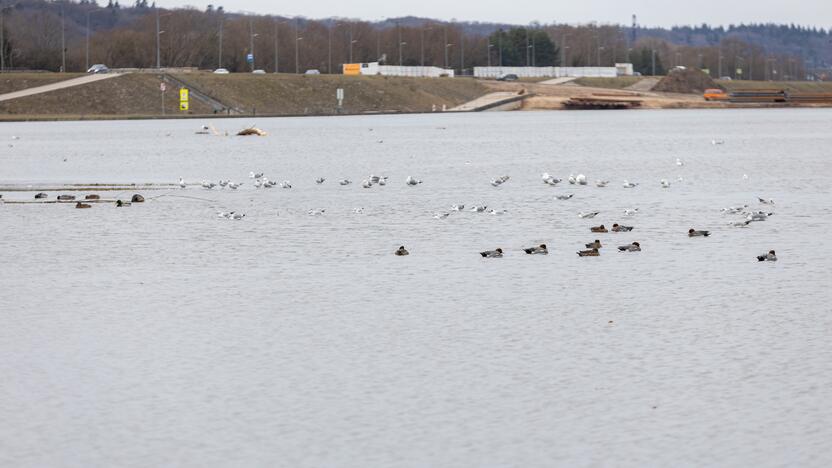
(179, 177, 187, 188)
(590, 225, 608, 233)
(395, 246, 410, 256)
(622, 180, 638, 188)
(433, 212, 450, 219)
(470, 205, 488, 213)
(280, 181, 292, 189)
(85, 194, 100, 200)
(578, 211, 600, 219)
(250, 172, 264, 179)
(542, 173, 560, 185)
(131, 194, 145, 203)
(618, 242, 641, 252)
(576, 174, 587, 185)
(480, 248, 503, 258)
(577, 248, 600, 257)
(339, 179, 352, 186)
(231, 213, 245, 220)
(688, 229, 711, 237)
(585, 240, 602, 249)
(612, 224, 634, 232)
(524, 244, 548, 255)
(451, 204, 465, 211)
(57, 195, 76, 201)
(34, 193, 48, 199)
(316, 177, 326, 184)
(228, 182, 242, 189)
(362, 180, 373, 189)
(489, 209, 507, 216)
(555, 194, 574, 200)
(661, 179, 671, 188)
(308, 209, 326, 216)
(75, 202, 92, 209)
(115, 200, 131, 207)
(758, 197, 775, 205)
(405, 176, 422, 186)
(378, 178, 387, 186)
(568, 174, 577, 185)
(757, 250, 777, 262)
(218, 211, 234, 219)
(219, 180, 229, 188)
(253, 179, 263, 188)
(623, 208, 639, 216)
(676, 158, 684, 166)
(596, 180, 609, 188)
(490, 175, 510, 187)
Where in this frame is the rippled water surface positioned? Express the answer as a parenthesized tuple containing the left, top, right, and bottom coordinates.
(2, 109, 832, 467)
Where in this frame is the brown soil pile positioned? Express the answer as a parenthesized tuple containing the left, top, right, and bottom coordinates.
(654, 68, 720, 94)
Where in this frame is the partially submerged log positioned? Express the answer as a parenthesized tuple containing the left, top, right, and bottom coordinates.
(237, 126, 267, 136)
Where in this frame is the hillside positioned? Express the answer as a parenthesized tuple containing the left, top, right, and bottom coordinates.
(0, 73, 486, 119)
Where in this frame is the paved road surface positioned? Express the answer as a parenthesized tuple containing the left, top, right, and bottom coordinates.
(0, 73, 122, 102)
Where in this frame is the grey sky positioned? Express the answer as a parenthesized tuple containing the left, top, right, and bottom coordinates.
(169, 0, 831, 28)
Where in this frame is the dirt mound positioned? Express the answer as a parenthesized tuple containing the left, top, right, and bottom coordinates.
(654, 68, 720, 94)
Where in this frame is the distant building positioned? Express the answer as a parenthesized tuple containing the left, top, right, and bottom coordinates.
(343, 62, 455, 78)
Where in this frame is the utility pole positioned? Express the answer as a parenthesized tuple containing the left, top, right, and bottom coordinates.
(487, 43, 492, 67)
(498, 31, 502, 67)
(0, 3, 5, 72)
(444, 26, 448, 69)
(459, 27, 464, 75)
(327, 21, 333, 73)
(651, 49, 656, 76)
(60, 4, 66, 72)
(294, 19, 300, 74)
(249, 18, 256, 72)
(218, 15, 223, 69)
(561, 34, 566, 67)
(349, 27, 355, 63)
(155, 7, 161, 69)
(525, 29, 530, 66)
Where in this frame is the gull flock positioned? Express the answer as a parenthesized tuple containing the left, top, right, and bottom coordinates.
(181, 147, 779, 263)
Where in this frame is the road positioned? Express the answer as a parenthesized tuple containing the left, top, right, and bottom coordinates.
(0, 73, 122, 102)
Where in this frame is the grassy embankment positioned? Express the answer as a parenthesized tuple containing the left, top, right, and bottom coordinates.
(0, 72, 486, 120)
(0, 73, 86, 94)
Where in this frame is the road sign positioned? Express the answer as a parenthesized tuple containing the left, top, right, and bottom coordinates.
(160, 82, 166, 92)
(336, 88, 344, 108)
(247, 53, 254, 64)
(179, 88, 189, 112)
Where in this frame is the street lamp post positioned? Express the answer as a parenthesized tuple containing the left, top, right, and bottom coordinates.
(0, 3, 7, 72)
(274, 19, 288, 73)
(420, 24, 432, 67)
(60, 4, 66, 72)
(487, 43, 493, 67)
(597, 46, 604, 67)
(295, 19, 302, 74)
(218, 14, 223, 69)
(350, 28, 357, 63)
(249, 18, 259, 72)
(459, 27, 464, 75)
(155, 8, 172, 69)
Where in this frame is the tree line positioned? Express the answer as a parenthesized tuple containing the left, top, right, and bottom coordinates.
(0, 0, 822, 81)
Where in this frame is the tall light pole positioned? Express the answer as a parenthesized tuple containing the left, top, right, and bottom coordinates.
(561, 33, 567, 67)
(487, 42, 493, 67)
(597, 45, 604, 67)
(155, 7, 161, 69)
(218, 13, 223, 69)
(327, 21, 335, 73)
(60, 4, 66, 72)
(249, 18, 259, 72)
(349, 27, 357, 63)
(459, 26, 464, 75)
(651, 49, 656, 75)
(0, 3, 7, 72)
(397, 22, 403, 66)
(443, 26, 448, 69)
(498, 30, 502, 67)
(295, 19, 302, 74)
(420, 24, 432, 67)
(274, 19, 288, 73)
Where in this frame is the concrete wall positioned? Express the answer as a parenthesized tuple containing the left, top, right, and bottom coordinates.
(344, 62, 455, 78)
(473, 66, 627, 79)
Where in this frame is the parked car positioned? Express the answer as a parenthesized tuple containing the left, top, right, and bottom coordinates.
(252, 69, 266, 75)
(496, 73, 518, 82)
(87, 64, 109, 74)
(720, 76, 733, 81)
(213, 68, 230, 74)
(304, 69, 321, 75)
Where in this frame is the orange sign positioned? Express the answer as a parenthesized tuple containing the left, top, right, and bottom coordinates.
(343, 63, 361, 76)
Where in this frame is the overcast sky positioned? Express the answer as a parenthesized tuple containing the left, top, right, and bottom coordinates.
(169, 0, 831, 28)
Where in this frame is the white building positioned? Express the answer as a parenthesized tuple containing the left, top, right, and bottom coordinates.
(473, 64, 634, 79)
(343, 62, 455, 78)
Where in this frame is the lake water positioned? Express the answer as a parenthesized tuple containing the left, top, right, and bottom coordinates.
(1, 109, 831, 467)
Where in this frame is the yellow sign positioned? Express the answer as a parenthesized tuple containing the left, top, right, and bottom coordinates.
(179, 88, 189, 112)
(343, 63, 361, 76)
